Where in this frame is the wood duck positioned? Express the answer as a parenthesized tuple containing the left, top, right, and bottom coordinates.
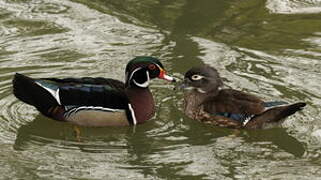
(13, 56, 175, 127)
(180, 65, 306, 129)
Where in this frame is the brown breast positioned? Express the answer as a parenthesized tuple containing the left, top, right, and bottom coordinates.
(184, 90, 211, 120)
(126, 87, 155, 124)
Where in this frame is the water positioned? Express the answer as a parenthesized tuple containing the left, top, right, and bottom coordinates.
(1, 0, 321, 179)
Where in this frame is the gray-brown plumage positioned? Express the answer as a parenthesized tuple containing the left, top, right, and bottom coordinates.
(181, 65, 306, 129)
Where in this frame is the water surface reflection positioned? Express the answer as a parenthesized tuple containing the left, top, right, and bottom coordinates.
(0, 0, 321, 179)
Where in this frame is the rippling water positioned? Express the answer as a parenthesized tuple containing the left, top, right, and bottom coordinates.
(1, 0, 321, 179)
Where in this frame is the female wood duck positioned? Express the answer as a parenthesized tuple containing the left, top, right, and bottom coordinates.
(13, 56, 175, 127)
(180, 65, 306, 129)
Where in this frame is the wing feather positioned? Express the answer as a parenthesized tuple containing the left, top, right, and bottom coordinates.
(203, 89, 265, 115)
(37, 77, 128, 110)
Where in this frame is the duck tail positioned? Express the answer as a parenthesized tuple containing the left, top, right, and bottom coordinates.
(280, 102, 306, 117)
(244, 102, 306, 129)
(12, 73, 58, 116)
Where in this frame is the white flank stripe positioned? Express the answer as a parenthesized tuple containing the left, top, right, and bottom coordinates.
(73, 106, 123, 112)
(56, 88, 61, 105)
(128, 67, 142, 82)
(264, 103, 289, 111)
(242, 115, 255, 126)
(64, 106, 124, 118)
(128, 103, 137, 125)
(35, 82, 61, 105)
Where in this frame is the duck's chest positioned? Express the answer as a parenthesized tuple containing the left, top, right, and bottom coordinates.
(184, 92, 205, 119)
(126, 88, 155, 124)
(184, 91, 214, 120)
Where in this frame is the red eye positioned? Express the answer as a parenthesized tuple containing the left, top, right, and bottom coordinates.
(148, 64, 156, 70)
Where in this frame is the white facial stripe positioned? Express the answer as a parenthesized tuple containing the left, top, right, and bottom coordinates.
(133, 70, 150, 88)
(155, 64, 162, 71)
(128, 67, 143, 82)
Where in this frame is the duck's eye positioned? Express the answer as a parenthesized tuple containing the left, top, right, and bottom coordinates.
(191, 75, 203, 81)
(148, 64, 156, 70)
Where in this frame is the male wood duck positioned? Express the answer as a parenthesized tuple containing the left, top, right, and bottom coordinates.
(180, 65, 306, 129)
(13, 56, 175, 127)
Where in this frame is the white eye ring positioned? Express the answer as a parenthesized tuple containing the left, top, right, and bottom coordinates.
(191, 75, 203, 81)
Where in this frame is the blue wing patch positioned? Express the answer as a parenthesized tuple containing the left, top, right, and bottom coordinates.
(215, 112, 253, 124)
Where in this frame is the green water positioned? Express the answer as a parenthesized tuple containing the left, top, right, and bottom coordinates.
(1, 0, 321, 179)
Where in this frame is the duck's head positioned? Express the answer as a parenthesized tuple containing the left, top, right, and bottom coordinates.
(181, 65, 223, 95)
(125, 56, 175, 88)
